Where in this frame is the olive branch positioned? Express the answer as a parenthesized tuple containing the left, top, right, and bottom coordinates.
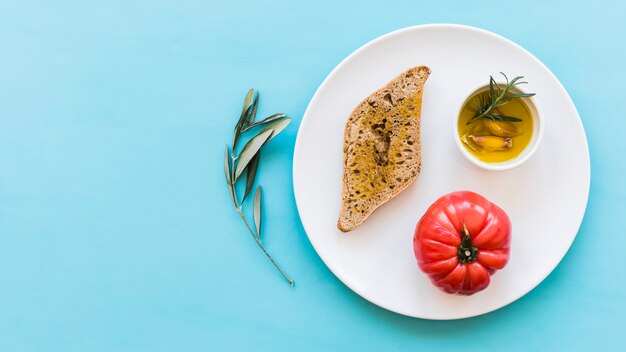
(223, 89, 294, 286)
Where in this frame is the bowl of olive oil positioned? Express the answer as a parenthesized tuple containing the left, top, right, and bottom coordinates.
(455, 75, 543, 171)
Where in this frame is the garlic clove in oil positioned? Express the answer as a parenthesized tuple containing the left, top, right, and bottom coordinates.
(484, 119, 518, 137)
(469, 135, 513, 151)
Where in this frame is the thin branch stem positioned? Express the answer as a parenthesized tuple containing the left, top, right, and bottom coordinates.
(236, 207, 294, 286)
(229, 152, 294, 286)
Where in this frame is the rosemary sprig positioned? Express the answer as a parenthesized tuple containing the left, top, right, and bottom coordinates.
(467, 72, 535, 125)
(224, 89, 294, 286)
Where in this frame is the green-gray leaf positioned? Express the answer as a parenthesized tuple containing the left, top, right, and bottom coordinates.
(260, 117, 291, 143)
(233, 89, 258, 150)
(492, 114, 523, 122)
(240, 89, 255, 121)
(493, 100, 508, 108)
(500, 72, 509, 84)
(508, 75, 524, 86)
(243, 113, 286, 132)
(253, 186, 262, 241)
(242, 152, 260, 203)
(224, 145, 236, 205)
(224, 145, 231, 184)
(503, 93, 535, 99)
(247, 92, 259, 125)
(234, 129, 273, 180)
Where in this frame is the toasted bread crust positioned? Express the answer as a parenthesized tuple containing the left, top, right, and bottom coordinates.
(338, 66, 430, 232)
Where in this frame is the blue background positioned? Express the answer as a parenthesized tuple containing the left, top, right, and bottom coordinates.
(1, 1, 624, 351)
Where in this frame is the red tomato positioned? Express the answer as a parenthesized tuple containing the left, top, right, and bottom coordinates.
(413, 191, 511, 295)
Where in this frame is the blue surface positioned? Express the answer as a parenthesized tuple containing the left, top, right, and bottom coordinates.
(1, 1, 625, 351)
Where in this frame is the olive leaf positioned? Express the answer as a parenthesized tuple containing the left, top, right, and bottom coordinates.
(240, 89, 255, 119)
(260, 117, 291, 143)
(233, 89, 258, 150)
(243, 113, 286, 132)
(258, 113, 286, 125)
(253, 186, 262, 241)
(242, 152, 260, 202)
(224, 145, 236, 205)
(224, 145, 231, 184)
(247, 92, 259, 125)
(234, 129, 273, 180)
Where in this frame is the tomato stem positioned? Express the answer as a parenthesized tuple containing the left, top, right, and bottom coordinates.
(458, 221, 478, 264)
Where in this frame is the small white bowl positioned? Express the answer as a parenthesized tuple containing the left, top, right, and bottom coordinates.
(453, 82, 544, 171)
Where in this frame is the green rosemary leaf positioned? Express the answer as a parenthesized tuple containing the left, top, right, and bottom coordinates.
(500, 72, 509, 84)
(253, 186, 262, 241)
(493, 114, 523, 122)
(260, 117, 291, 143)
(508, 76, 524, 86)
(489, 76, 495, 98)
(242, 152, 260, 203)
(234, 129, 273, 180)
(503, 93, 535, 98)
(466, 117, 479, 125)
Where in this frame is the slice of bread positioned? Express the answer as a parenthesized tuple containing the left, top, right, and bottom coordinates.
(338, 66, 430, 232)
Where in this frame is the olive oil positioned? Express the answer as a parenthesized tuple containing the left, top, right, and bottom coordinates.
(458, 90, 533, 163)
(349, 94, 421, 203)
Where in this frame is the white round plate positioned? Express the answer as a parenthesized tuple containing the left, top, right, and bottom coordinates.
(293, 24, 589, 320)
